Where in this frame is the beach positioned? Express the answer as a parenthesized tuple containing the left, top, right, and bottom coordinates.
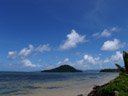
(0, 72, 118, 96)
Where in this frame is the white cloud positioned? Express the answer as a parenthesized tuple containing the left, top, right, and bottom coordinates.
(9, 44, 51, 59)
(19, 45, 34, 58)
(84, 55, 96, 64)
(7, 51, 17, 60)
(111, 27, 118, 31)
(57, 58, 71, 66)
(76, 52, 82, 57)
(74, 54, 103, 69)
(64, 58, 69, 63)
(93, 29, 111, 38)
(76, 51, 123, 69)
(101, 38, 125, 51)
(75, 60, 88, 68)
(93, 27, 118, 38)
(7, 44, 51, 68)
(55, 51, 124, 70)
(104, 51, 123, 64)
(101, 29, 111, 37)
(59, 29, 85, 50)
(111, 51, 123, 63)
(104, 58, 110, 63)
(35, 44, 51, 52)
(81, 54, 102, 65)
(56, 54, 103, 70)
(21, 59, 41, 67)
(92, 32, 100, 37)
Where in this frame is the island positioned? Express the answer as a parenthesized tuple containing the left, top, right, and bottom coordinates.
(100, 69, 119, 72)
(41, 65, 82, 72)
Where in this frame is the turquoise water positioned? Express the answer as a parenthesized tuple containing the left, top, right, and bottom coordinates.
(0, 72, 118, 96)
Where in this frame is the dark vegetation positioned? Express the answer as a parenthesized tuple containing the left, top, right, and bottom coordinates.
(41, 65, 82, 72)
(96, 74, 128, 96)
(100, 69, 119, 72)
(88, 51, 128, 96)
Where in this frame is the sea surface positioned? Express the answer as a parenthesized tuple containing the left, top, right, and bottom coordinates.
(0, 72, 118, 96)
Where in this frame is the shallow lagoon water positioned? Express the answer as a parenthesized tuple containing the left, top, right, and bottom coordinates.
(0, 72, 118, 96)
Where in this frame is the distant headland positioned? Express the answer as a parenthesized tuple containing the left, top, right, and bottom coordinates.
(41, 65, 82, 72)
(100, 69, 119, 72)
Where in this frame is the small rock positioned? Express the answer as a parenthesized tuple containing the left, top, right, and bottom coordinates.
(77, 94, 83, 96)
(93, 85, 100, 89)
(114, 90, 119, 96)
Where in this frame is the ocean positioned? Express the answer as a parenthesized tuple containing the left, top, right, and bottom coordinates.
(0, 72, 118, 96)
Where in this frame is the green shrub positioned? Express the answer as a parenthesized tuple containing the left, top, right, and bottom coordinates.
(97, 75, 128, 96)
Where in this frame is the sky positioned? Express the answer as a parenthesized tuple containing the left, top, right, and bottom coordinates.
(0, 0, 128, 71)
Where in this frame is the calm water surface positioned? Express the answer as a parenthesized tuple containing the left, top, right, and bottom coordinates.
(0, 72, 118, 96)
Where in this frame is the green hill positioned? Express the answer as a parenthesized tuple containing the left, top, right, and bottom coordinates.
(41, 65, 82, 72)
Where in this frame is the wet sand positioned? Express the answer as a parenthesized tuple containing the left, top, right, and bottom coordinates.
(18, 73, 118, 96)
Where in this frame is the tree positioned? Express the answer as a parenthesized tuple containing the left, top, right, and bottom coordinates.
(123, 51, 128, 73)
(115, 64, 125, 74)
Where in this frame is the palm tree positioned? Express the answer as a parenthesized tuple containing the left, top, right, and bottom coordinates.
(123, 51, 128, 73)
(115, 51, 128, 74)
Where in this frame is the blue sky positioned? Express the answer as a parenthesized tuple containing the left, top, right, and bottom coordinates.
(0, 0, 128, 71)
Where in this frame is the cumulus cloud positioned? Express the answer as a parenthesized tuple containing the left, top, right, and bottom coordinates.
(101, 29, 111, 37)
(81, 55, 102, 69)
(101, 38, 125, 51)
(59, 29, 85, 50)
(55, 51, 124, 70)
(21, 59, 41, 67)
(57, 58, 71, 66)
(8, 44, 51, 59)
(75, 54, 103, 69)
(104, 51, 123, 64)
(7, 44, 51, 68)
(104, 59, 110, 63)
(92, 32, 100, 37)
(78, 51, 124, 69)
(64, 58, 69, 63)
(111, 27, 118, 31)
(93, 27, 118, 38)
(57, 54, 103, 70)
(35, 44, 51, 52)
(7, 51, 17, 60)
(111, 51, 123, 63)
(19, 45, 34, 58)
(84, 55, 96, 64)
(76, 52, 82, 57)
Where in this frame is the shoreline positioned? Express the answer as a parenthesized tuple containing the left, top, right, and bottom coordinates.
(0, 72, 118, 96)
(77, 74, 119, 96)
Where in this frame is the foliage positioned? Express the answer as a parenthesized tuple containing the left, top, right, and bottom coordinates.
(97, 74, 128, 96)
(115, 64, 125, 75)
(123, 51, 128, 73)
(114, 51, 128, 74)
